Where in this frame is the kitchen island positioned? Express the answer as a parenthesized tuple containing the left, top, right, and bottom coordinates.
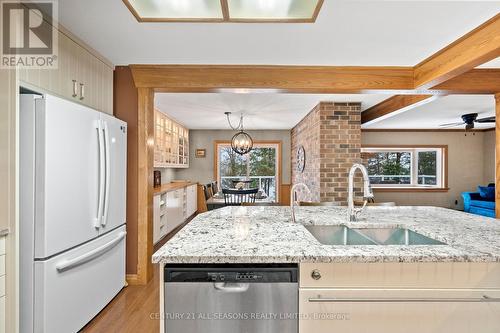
(154, 206, 500, 333)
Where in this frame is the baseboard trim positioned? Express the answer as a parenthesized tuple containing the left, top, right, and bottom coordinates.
(126, 274, 141, 285)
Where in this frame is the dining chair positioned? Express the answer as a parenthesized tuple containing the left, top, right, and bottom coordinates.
(206, 183, 214, 197)
(203, 185, 212, 200)
(223, 188, 258, 206)
(212, 181, 219, 195)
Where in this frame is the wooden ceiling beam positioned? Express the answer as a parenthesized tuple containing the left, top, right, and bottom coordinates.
(414, 13, 500, 89)
(130, 65, 415, 93)
(361, 95, 437, 124)
(432, 69, 500, 94)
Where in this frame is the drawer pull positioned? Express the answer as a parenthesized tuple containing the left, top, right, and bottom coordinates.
(79, 83, 85, 100)
(308, 295, 500, 303)
(72, 80, 78, 97)
(311, 269, 321, 280)
(56, 231, 126, 272)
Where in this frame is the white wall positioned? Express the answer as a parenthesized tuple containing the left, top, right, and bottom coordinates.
(483, 130, 496, 184)
(168, 130, 292, 185)
(362, 131, 493, 210)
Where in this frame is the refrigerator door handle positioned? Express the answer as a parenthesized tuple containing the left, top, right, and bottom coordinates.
(55, 231, 127, 272)
(95, 120, 105, 229)
(102, 121, 111, 226)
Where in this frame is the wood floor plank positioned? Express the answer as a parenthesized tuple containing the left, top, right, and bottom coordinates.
(80, 265, 161, 333)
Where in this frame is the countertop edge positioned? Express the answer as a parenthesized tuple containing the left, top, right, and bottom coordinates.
(0, 228, 9, 236)
(153, 181, 198, 195)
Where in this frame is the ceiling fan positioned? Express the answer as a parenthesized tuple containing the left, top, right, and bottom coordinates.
(439, 113, 495, 130)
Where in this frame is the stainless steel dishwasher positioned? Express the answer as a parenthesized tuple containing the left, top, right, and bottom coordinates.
(164, 264, 298, 333)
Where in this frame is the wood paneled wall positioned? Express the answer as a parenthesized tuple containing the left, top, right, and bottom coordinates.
(113, 67, 139, 277)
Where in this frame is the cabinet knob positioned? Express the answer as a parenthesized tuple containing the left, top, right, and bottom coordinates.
(311, 269, 321, 280)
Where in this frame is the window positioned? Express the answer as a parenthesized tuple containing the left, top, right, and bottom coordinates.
(361, 146, 447, 190)
(216, 142, 281, 201)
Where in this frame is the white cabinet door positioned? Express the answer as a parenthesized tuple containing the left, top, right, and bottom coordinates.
(166, 190, 184, 234)
(186, 185, 197, 217)
(98, 113, 127, 234)
(299, 288, 500, 333)
(153, 195, 161, 244)
(24, 95, 101, 258)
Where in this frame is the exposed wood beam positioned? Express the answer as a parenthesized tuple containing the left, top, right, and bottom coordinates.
(432, 69, 500, 94)
(130, 65, 500, 95)
(415, 13, 500, 89)
(130, 65, 415, 93)
(361, 95, 437, 124)
(496, 93, 500, 219)
(137, 87, 155, 284)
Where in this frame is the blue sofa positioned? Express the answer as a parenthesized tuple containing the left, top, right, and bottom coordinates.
(462, 184, 495, 218)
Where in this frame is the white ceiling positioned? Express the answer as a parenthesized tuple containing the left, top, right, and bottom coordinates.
(363, 95, 496, 130)
(56, 0, 500, 66)
(155, 93, 389, 129)
(479, 57, 500, 68)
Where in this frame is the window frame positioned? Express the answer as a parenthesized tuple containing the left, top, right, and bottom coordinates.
(214, 140, 282, 201)
(361, 145, 448, 192)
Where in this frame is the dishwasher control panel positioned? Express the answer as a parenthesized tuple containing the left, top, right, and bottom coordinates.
(165, 264, 298, 283)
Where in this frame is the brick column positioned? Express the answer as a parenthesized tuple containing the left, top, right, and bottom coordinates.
(291, 102, 362, 205)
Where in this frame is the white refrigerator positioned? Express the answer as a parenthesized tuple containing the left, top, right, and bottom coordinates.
(20, 94, 127, 333)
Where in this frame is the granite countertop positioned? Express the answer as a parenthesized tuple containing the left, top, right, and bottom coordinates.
(152, 206, 500, 264)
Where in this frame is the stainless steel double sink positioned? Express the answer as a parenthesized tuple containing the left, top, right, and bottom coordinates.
(304, 225, 445, 246)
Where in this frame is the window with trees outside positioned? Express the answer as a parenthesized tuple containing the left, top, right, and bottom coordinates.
(216, 142, 281, 201)
(361, 146, 447, 189)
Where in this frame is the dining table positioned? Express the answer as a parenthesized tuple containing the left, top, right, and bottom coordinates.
(206, 190, 271, 208)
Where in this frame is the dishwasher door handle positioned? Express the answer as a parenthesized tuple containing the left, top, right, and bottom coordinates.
(214, 282, 250, 293)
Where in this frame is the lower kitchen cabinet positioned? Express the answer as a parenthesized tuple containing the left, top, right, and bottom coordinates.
(186, 184, 197, 218)
(299, 288, 500, 333)
(299, 262, 500, 333)
(0, 235, 5, 333)
(153, 184, 197, 245)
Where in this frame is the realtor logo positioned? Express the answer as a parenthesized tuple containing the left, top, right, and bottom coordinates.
(1, 0, 58, 68)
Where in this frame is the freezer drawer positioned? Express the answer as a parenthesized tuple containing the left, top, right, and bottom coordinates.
(33, 226, 126, 333)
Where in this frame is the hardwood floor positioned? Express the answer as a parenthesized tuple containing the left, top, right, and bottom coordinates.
(80, 215, 195, 332)
(80, 264, 161, 333)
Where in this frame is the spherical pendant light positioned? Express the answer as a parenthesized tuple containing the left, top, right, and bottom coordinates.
(231, 130, 253, 155)
(225, 111, 254, 155)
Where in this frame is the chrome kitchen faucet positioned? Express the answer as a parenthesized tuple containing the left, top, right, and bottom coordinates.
(348, 163, 374, 222)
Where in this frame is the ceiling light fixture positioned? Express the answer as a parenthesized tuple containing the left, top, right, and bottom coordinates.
(123, 0, 323, 22)
(225, 112, 253, 155)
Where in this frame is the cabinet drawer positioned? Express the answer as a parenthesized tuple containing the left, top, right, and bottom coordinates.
(300, 262, 500, 289)
(0, 236, 4, 255)
(299, 288, 500, 333)
(0, 255, 4, 276)
(0, 296, 4, 333)
(0, 275, 4, 297)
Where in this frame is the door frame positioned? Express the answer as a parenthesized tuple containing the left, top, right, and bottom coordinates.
(213, 140, 283, 202)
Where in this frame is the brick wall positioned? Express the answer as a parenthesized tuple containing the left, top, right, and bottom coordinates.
(291, 104, 321, 202)
(292, 102, 362, 205)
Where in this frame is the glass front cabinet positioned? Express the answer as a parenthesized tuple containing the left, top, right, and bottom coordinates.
(154, 109, 189, 168)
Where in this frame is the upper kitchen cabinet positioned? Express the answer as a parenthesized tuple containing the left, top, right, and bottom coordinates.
(18, 29, 113, 115)
(154, 109, 189, 168)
